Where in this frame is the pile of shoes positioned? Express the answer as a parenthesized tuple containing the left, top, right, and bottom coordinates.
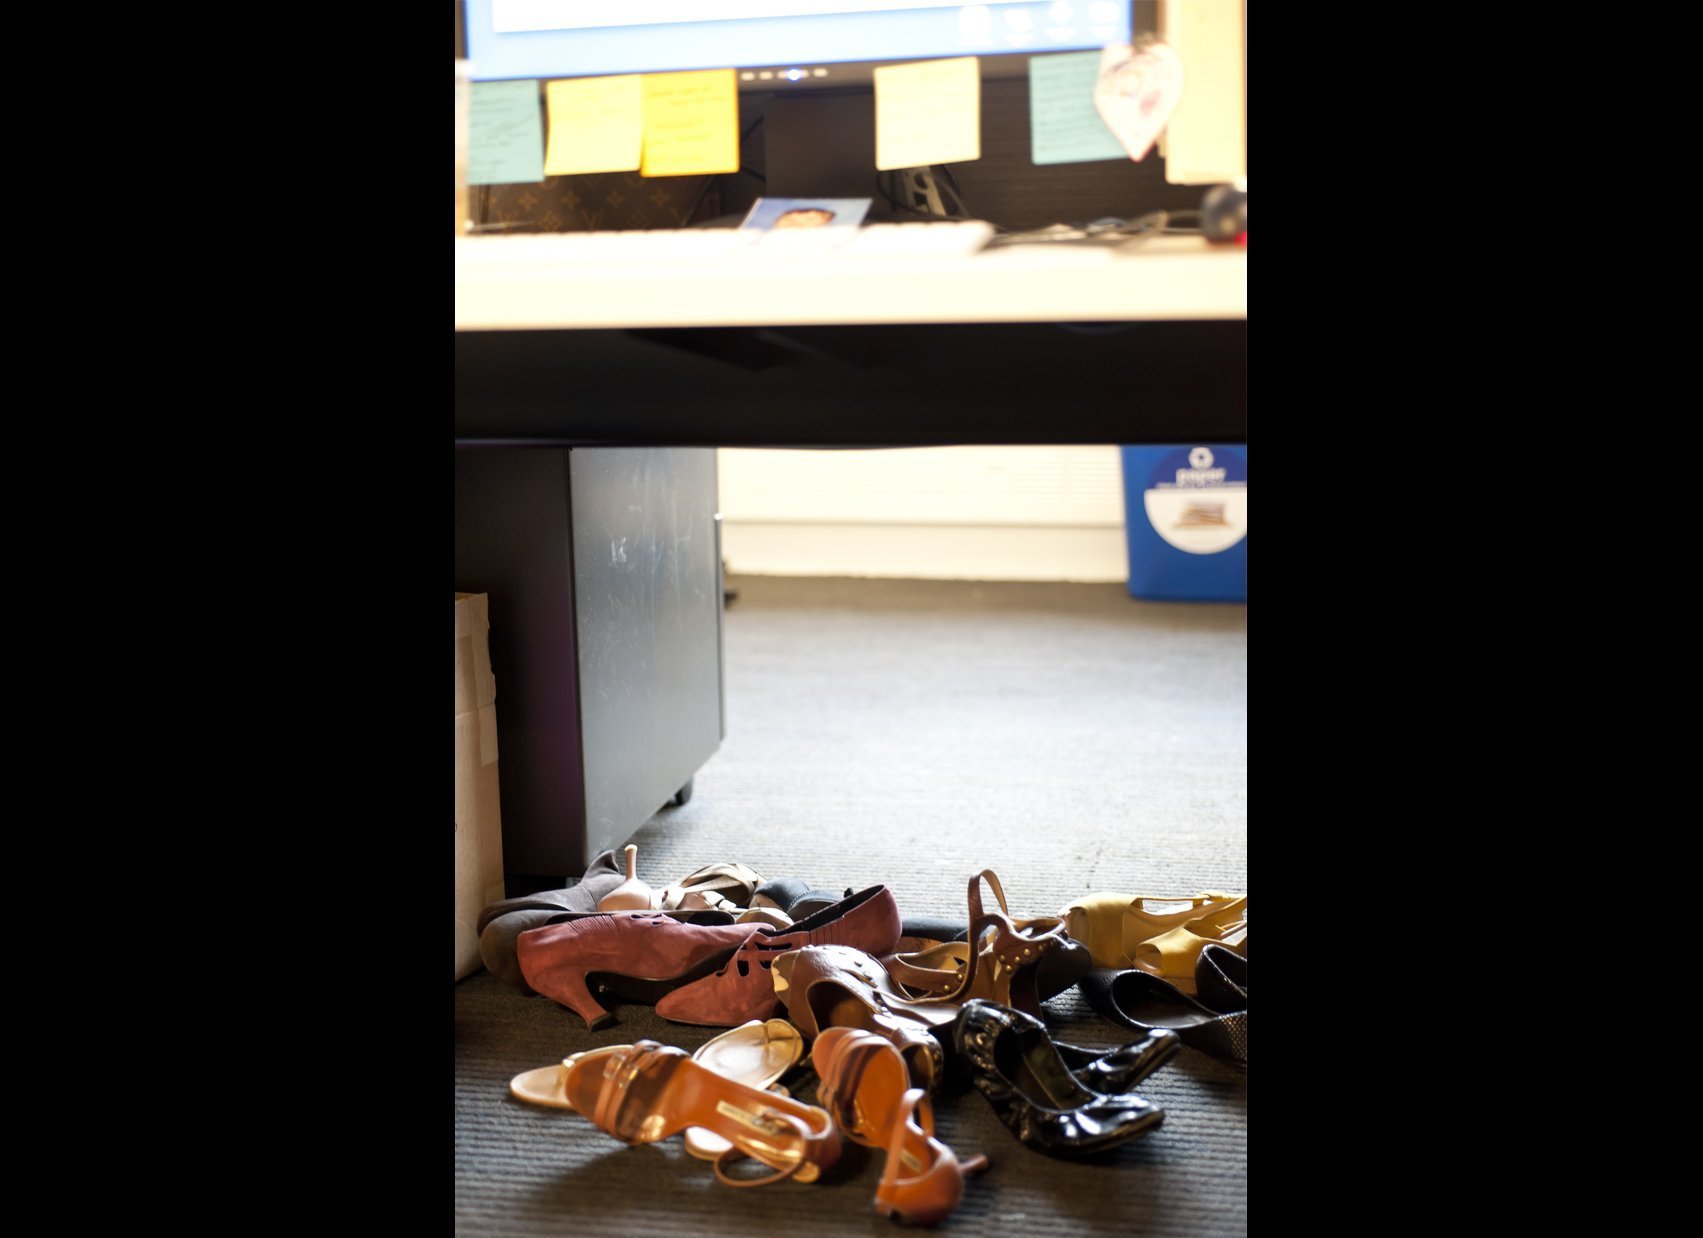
(485, 853, 1246, 1224)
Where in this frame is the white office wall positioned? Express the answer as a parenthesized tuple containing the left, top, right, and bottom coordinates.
(717, 446, 1130, 581)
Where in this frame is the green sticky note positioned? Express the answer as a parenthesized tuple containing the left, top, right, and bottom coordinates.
(1029, 52, 1125, 166)
(469, 80, 544, 185)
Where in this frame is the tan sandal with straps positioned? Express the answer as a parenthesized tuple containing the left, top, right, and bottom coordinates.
(659, 861, 766, 912)
(563, 1039, 840, 1187)
(683, 1019, 804, 1162)
(508, 1020, 806, 1165)
(885, 870, 1079, 1017)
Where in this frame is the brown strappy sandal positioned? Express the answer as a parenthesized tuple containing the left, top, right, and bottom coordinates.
(561, 1039, 840, 1187)
(885, 870, 1081, 1017)
(813, 1026, 988, 1224)
(772, 944, 961, 1091)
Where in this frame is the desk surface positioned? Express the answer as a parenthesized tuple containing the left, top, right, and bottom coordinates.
(454, 231, 1247, 446)
(454, 233, 1247, 332)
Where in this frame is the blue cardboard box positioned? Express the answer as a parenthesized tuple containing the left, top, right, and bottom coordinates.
(1120, 445, 1247, 602)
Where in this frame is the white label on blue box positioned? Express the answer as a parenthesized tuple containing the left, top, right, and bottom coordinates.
(1142, 446, 1247, 555)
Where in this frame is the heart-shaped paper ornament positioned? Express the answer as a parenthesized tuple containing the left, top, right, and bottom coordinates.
(1092, 37, 1186, 163)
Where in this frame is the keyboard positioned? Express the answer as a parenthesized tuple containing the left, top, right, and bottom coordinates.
(457, 221, 997, 266)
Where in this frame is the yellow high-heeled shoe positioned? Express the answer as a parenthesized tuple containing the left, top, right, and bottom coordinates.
(1060, 890, 1244, 970)
(1131, 897, 1246, 995)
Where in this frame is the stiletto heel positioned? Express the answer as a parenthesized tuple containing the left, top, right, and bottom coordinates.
(815, 1026, 988, 1224)
(874, 1091, 989, 1226)
(596, 844, 655, 911)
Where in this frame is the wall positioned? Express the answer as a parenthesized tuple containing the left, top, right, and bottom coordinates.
(718, 446, 1129, 581)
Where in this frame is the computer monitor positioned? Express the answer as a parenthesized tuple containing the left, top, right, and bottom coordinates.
(462, 3, 1134, 87)
(460, 3, 1137, 213)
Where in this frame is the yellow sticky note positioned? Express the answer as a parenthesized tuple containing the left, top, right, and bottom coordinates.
(641, 70, 739, 178)
(874, 57, 981, 171)
(544, 76, 643, 175)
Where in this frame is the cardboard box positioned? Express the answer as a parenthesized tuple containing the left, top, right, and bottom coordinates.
(455, 592, 505, 979)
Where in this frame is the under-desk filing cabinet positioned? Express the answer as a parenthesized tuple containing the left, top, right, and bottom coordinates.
(454, 446, 725, 890)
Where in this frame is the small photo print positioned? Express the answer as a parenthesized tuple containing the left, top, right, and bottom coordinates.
(739, 197, 872, 231)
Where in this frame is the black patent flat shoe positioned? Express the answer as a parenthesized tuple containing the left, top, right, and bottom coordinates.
(940, 1002, 1179, 1093)
(951, 999, 1166, 1158)
(1078, 959, 1247, 1070)
(933, 1019, 1179, 1100)
(1055, 1028, 1181, 1094)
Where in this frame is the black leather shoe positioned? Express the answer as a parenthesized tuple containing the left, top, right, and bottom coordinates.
(939, 1007, 1179, 1094)
(1194, 944, 1247, 1014)
(1035, 936, 1094, 1003)
(1078, 959, 1247, 1070)
(951, 999, 1165, 1157)
(1056, 1028, 1181, 1093)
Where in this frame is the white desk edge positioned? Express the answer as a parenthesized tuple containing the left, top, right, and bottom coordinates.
(454, 234, 1247, 330)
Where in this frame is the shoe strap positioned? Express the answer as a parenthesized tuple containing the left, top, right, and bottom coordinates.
(814, 1033, 881, 1140)
(884, 943, 969, 996)
(711, 1087, 839, 1187)
(587, 1040, 672, 1141)
(659, 862, 765, 911)
(883, 1090, 944, 1187)
(972, 870, 1067, 938)
(1181, 900, 1247, 937)
(1130, 892, 1236, 914)
(897, 911, 991, 1005)
(711, 927, 784, 979)
(710, 1110, 815, 1188)
(967, 870, 1011, 921)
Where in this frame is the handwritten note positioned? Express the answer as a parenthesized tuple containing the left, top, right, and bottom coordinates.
(468, 80, 545, 185)
(641, 70, 739, 178)
(1029, 52, 1125, 166)
(873, 57, 980, 171)
(544, 75, 644, 175)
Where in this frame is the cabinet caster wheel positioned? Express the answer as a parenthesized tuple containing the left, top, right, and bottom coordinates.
(667, 777, 694, 808)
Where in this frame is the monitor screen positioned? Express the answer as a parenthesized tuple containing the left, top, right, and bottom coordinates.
(463, 2, 1134, 84)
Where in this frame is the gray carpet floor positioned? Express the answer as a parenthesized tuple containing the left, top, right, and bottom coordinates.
(454, 575, 1247, 1236)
